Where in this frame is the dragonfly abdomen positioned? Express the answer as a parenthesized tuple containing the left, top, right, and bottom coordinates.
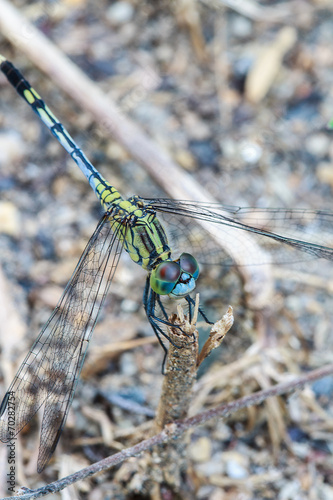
(0, 56, 123, 209)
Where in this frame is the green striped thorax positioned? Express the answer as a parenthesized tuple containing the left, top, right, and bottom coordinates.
(98, 189, 200, 298)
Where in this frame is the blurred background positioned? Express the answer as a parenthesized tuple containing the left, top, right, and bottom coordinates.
(1, 0, 333, 498)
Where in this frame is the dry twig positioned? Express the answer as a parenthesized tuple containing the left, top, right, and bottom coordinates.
(245, 27, 297, 103)
(114, 297, 233, 496)
(199, 0, 291, 22)
(197, 305, 233, 366)
(173, 0, 208, 62)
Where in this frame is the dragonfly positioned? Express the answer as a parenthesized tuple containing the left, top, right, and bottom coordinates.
(1, 55, 333, 473)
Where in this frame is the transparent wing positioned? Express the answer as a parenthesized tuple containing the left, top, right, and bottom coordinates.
(145, 199, 333, 266)
(0, 212, 125, 472)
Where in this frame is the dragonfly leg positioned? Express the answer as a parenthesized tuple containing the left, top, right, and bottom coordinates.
(143, 277, 173, 343)
(156, 294, 169, 321)
(143, 277, 194, 347)
(185, 295, 214, 325)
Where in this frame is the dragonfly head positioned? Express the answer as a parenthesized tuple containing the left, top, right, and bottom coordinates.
(150, 253, 199, 297)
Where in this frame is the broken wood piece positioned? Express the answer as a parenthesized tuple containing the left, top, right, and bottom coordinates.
(197, 305, 234, 367)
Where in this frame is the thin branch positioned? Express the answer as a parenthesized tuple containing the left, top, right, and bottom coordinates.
(4, 364, 333, 500)
(149, 298, 233, 493)
(155, 297, 200, 431)
(150, 297, 200, 493)
(114, 298, 233, 495)
(199, 0, 291, 22)
(173, 0, 208, 62)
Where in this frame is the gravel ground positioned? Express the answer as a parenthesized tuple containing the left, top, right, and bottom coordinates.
(1, 1, 333, 498)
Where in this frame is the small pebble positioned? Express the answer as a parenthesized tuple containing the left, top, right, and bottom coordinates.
(196, 452, 225, 476)
(222, 451, 249, 479)
(208, 489, 226, 500)
(121, 298, 138, 313)
(106, 2, 134, 25)
(188, 437, 212, 462)
(240, 140, 263, 164)
(196, 485, 215, 499)
(220, 138, 237, 159)
(319, 483, 333, 500)
(305, 133, 330, 156)
(289, 441, 309, 459)
(120, 352, 137, 377)
(174, 149, 197, 171)
(189, 140, 218, 168)
(0, 131, 25, 166)
(35, 285, 64, 309)
(184, 112, 211, 141)
(0, 201, 20, 237)
(312, 375, 333, 398)
(106, 142, 128, 161)
(49, 258, 79, 284)
(317, 162, 333, 188)
(225, 459, 248, 479)
(231, 15, 253, 39)
(278, 480, 301, 499)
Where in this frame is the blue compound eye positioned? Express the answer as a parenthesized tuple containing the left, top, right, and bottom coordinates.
(179, 253, 199, 280)
(150, 261, 181, 295)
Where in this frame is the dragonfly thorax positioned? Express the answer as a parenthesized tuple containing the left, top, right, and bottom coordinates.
(110, 197, 172, 271)
(150, 253, 200, 297)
